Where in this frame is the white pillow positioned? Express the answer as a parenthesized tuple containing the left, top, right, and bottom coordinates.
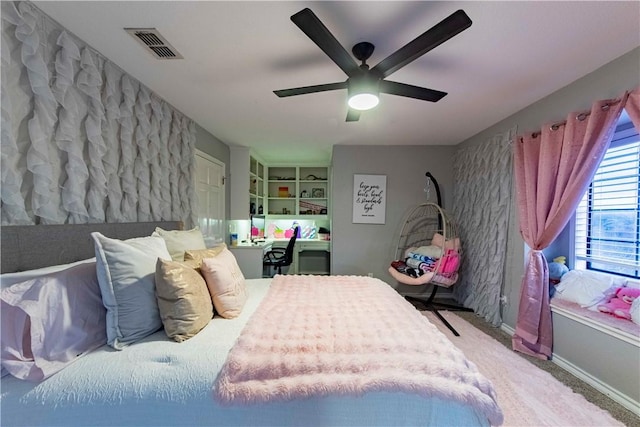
(92, 232, 171, 350)
(630, 298, 640, 325)
(1, 261, 106, 381)
(555, 269, 626, 308)
(1, 258, 96, 288)
(152, 227, 207, 261)
(625, 279, 640, 289)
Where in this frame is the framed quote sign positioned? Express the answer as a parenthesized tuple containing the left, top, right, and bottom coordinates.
(352, 174, 387, 224)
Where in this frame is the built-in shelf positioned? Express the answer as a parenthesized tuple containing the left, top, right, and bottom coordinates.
(230, 147, 266, 219)
(231, 154, 330, 219)
(267, 165, 329, 217)
(249, 156, 265, 216)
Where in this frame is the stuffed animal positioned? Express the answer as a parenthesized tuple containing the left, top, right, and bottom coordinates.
(597, 287, 640, 320)
(548, 256, 569, 283)
(548, 256, 569, 298)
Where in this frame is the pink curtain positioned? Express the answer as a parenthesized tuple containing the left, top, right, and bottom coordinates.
(626, 88, 640, 130)
(511, 90, 636, 360)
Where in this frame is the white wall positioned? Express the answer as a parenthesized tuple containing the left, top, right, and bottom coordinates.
(330, 145, 455, 289)
(329, 48, 638, 301)
(329, 49, 639, 407)
(457, 46, 640, 328)
(457, 47, 640, 407)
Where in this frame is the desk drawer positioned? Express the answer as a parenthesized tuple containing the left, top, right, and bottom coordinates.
(297, 241, 330, 251)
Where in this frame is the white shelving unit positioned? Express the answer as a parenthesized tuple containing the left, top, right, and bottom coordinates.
(249, 156, 265, 216)
(230, 147, 266, 220)
(266, 165, 330, 218)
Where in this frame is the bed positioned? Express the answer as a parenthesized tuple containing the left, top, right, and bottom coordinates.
(0, 222, 503, 427)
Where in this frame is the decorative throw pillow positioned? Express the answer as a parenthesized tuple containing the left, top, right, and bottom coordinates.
(152, 227, 207, 261)
(555, 269, 625, 308)
(1, 261, 106, 381)
(155, 259, 214, 342)
(183, 244, 226, 265)
(92, 232, 171, 350)
(200, 248, 247, 319)
(431, 233, 461, 251)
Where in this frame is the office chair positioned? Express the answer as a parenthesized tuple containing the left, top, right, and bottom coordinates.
(263, 227, 299, 277)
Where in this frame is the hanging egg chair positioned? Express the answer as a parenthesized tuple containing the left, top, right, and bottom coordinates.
(388, 202, 461, 287)
(389, 172, 472, 336)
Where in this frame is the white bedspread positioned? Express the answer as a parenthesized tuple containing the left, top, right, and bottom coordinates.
(1, 279, 491, 427)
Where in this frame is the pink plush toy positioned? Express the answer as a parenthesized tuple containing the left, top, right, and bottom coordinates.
(598, 287, 640, 320)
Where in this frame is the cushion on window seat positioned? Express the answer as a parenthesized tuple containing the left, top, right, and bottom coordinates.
(550, 298, 640, 336)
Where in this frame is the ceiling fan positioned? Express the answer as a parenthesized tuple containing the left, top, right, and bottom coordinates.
(274, 8, 472, 122)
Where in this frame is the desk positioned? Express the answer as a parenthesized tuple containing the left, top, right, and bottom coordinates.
(228, 241, 272, 279)
(268, 239, 331, 275)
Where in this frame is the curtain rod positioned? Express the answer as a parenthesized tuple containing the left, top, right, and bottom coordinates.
(526, 99, 622, 139)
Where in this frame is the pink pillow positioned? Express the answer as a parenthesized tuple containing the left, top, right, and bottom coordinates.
(432, 233, 461, 251)
(1, 262, 106, 381)
(200, 248, 247, 319)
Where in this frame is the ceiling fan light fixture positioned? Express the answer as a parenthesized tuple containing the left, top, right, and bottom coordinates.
(275, 8, 472, 121)
(347, 75, 380, 111)
(348, 92, 379, 110)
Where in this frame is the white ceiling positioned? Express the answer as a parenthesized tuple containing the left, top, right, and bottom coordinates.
(33, 1, 640, 164)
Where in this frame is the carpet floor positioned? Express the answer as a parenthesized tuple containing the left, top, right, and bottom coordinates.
(422, 310, 639, 427)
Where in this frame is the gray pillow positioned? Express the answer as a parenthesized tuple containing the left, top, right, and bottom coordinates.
(92, 232, 171, 350)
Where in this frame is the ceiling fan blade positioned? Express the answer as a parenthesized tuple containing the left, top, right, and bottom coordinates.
(380, 80, 447, 102)
(346, 108, 360, 122)
(371, 9, 472, 78)
(291, 8, 360, 77)
(274, 81, 347, 97)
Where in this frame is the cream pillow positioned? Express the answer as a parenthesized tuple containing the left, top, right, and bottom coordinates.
(153, 227, 207, 261)
(183, 244, 226, 266)
(200, 248, 247, 319)
(431, 233, 461, 251)
(155, 259, 213, 342)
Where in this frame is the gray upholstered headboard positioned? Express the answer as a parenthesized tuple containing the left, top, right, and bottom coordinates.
(1, 221, 183, 274)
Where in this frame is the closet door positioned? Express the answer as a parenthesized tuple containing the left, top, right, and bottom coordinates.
(195, 150, 225, 244)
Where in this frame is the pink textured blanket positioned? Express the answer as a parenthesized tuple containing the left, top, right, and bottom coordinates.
(214, 275, 503, 426)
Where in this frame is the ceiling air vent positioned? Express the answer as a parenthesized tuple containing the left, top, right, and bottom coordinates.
(125, 28, 183, 60)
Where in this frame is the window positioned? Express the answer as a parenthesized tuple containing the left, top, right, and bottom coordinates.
(574, 119, 639, 278)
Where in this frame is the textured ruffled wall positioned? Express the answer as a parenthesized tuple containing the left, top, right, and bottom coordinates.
(452, 128, 515, 326)
(1, 1, 197, 226)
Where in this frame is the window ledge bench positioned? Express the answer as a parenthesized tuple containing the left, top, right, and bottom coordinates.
(548, 298, 640, 416)
(550, 298, 640, 346)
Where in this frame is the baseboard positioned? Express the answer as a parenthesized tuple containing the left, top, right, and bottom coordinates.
(551, 353, 640, 416)
(500, 322, 515, 336)
(498, 322, 640, 416)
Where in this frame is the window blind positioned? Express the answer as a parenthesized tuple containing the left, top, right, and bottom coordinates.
(575, 126, 640, 278)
